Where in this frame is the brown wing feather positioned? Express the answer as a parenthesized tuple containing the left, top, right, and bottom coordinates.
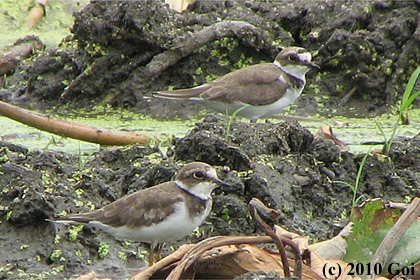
(213, 63, 283, 86)
(200, 64, 290, 106)
(55, 183, 184, 229)
(204, 80, 289, 106)
(153, 85, 211, 99)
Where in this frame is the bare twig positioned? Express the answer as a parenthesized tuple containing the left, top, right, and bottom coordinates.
(0, 101, 149, 146)
(0, 36, 44, 75)
(141, 21, 265, 81)
(369, 197, 420, 279)
(27, 0, 48, 28)
(130, 244, 194, 280)
(249, 198, 291, 278)
(248, 197, 282, 221)
(166, 235, 273, 279)
(340, 86, 357, 105)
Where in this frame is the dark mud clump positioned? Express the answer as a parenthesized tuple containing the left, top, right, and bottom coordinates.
(1, 0, 420, 279)
(2, 0, 420, 118)
(1, 115, 420, 279)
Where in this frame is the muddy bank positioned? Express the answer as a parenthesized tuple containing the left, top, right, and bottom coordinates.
(1, 0, 420, 278)
(1, 115, 419, 279)
(2, 0, 420, 118)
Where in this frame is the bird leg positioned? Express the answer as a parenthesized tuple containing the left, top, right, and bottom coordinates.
(143, 243, 155, 267)
(147, 249, 154, 267)
(154, 243, 164, 263)
(145, 243, 164, 266)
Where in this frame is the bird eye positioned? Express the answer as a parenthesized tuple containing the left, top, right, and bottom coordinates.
(288, 54, 298, 62)
(193, 171, 205, 179)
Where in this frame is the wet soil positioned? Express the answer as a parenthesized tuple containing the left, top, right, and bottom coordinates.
(3, 0, 420, 118)
(1, 0, 420, 279)
(1, 114, 420, 279)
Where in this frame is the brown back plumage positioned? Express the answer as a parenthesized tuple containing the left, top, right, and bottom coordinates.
(202, 63, 303, 106)
(50, 162, 221, 230)
(52, 182, 209, 228)
(153, 60, 305, 106)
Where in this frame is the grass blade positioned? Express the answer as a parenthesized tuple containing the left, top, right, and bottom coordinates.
(374, 119, 388, 144)
(402, 66, 420, 105)
(402, 90, 420, 112)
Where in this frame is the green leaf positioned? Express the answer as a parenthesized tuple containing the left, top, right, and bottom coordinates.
(344, 199, 420, 275)
(401, 67, 420, 112)
(402, 90, 420, 112)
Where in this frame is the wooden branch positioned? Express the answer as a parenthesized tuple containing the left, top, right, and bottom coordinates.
(166, 235, 273, 279)
(61, 21, 266, 101)
(130, 244, 194, 280)
(141, 21, 264, 81)
(27, 0, 48, 28)
(165, 0, 194, 13)
(368, 197, 420, 279)
(248, 198, 291, 278)
(0, 36, 44, 75)
(340, 86, 358, 105)
(0, 100, 149, 146)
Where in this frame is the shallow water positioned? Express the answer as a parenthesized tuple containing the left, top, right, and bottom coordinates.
(0, 0, 90, 49)
(1, 107, 419, 155)
(2, 1, 419, 155)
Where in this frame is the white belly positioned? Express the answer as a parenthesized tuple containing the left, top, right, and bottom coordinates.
(90, 202, 210, 244)
(211, 87, 303, 121)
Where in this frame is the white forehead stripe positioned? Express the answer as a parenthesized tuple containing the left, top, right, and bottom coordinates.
(209, 168, 218, 179)
(298, 52, 312, 62)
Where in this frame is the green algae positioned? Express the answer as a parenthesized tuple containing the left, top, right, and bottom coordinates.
(0, 0, 89, 50)
(0, 106, 197, 153)
(1, 105, 419, 155)
(299, 110, 420, 153)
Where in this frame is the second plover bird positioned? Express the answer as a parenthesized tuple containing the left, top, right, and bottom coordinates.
(154, 46, 319, 122)
(48, 162, 228, 266)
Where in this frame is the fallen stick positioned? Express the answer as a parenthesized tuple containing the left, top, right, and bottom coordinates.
(166, 235, 274, 279)
(143, 21, 264, 78)
(368, 197, 420, 279)
(248, 198, 292, 278)
(0, 36, 45, 75)
(130, 244, 194, 280)
(0, 100, 149, 146)
(27, 0, 48, 28)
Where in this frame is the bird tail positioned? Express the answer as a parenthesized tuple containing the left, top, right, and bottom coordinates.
(47, 214, 95, 225)
(153, 84, 211, 100)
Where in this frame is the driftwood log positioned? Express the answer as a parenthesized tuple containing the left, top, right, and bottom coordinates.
(0, 100, 150, 146)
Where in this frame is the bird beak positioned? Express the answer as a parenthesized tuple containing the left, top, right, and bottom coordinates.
(304, 61, 321, 70)
(215, 179, 230, 188)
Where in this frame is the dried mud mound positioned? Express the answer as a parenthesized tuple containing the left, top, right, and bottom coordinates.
(5, 0, 420, 117)
(1, 116, 420, 279)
